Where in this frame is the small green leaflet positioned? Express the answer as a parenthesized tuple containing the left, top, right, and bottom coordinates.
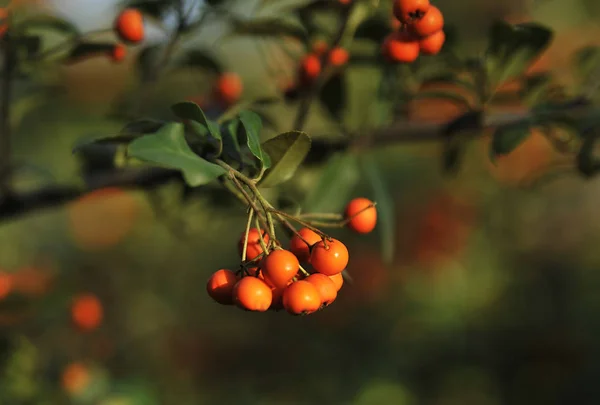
(259, 131, 311, 188)
(239, 110, 272, 169)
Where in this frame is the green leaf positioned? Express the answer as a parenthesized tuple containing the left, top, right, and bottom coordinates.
(221, 119, 243, 165)
(18, 14, 80, 37)
(259, 131, 311, 188)
(239, 110, 272, 169)
(320, 73, 346, 120)
(171, 102, 222, 155)
(229, 16, 308, 42)
(176, 49, 223, 74)
(303, 152, 360, 213)
(127, 123, 226, 186)
(72, 135, 137, 154)
(362, 154, 394, 264)
(485, 21, 553, 92)
(490, 122, 531, 161)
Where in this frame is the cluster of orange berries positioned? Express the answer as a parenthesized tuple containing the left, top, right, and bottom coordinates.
(109, 8, 145, 62)
(206, 198, 377, 315)
(298, 42, 349, 85)
(382, 0, 445, 63)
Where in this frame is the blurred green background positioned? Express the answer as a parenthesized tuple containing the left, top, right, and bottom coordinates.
(2, 0, 600, 404)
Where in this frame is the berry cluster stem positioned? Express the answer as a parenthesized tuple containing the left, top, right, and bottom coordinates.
(241, 207, 254, 262)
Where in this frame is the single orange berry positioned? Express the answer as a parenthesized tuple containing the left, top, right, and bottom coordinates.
(233, 277, 272, 311)
(261, 249, 300, 289)
(300, 54, 321, 83)
(393, 0, 430, 24)
(215, 72, 243, 106)
(305, 273, 337, 307)
(312, 39, 329, 56)
(71, 293, 103, 332)
(310, 239, 349, 276)
(339, 0, 352, 4)
(328, 273, 344, 291)
(282, 281, 322, 315)
(411, 5, 444, 37)
(61, 362, 90, 395)
(111, 43, 126, 62)
(419, 30, 445, 55)
(114, 8, 144, 44)
(238, 228, 269, 262)
(289, 227, 321, 262)
(206, 269, 238, 305)
(328, 47, 349, 67)
(382, 32, 420, 63)
(0, 271, 13, 299)
(345, 197, 377, 234)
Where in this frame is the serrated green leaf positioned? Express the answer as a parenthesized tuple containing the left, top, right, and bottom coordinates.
(303, 152, 360, 213)
(259, 131, 311, 188)
(221, 119, 243, 164)
(229, 16, 308, 42)
(485, 21, 553, 94)
(171, 102, 222, 155)
(239, 110, 272, 169)
(127, 123, 226, 186)
(320, 73, 346, 120)
(490, 122, 531, 160)
(362, 154, 394, 264)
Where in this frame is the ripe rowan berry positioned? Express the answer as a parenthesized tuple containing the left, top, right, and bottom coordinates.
(310, 239, 349, 276)
(419, 30, 445, 55)
(111, 43, 126, 62)
(289, 227, 321, 262)
(206, 269, 238, 305)
(261, 249, 300, 289)
(328, 273, 344, 292)
(300, 54, 321, 83)
(411, 5, 444, 37)
(61, 362, 90, 395)
(382, 32, 420, 63)
(282, 281, 322, 315)
(393, 0, 430, 24)
(71, 293, 103, 332)
(114, 8, 144, 44)
(0, 271, 13, 299)
(305, 273, 337, 307)
(328, 47, 349, 67)
(233, 277, 272, 311)
(238, 228, 269, 261)
(345, 197, 377, 234)
(215, 72, 243, 106)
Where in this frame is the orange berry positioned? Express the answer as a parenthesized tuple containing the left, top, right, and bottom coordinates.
(305, 273, 337, 307)
(345, 197, 377, 234)
(0, 8, 8, 39)
(261, 249, 300, 289)
(206, 269, 238, 305)
(111, 43, 126, 62)
(215, 72, 243, 106)
(300, 54, 321, 83)
(312, 40, 329, 56)
(238, 228, 269, 262)
(232, 277, 272, 311)
(61, 362, 90, 395)
(0, 272, 13, 299)
(310, 239, 349, 276)
(382, 32, 420, 63)
(339, 0, 351, 4)
(419, 30, 445, 55)
(289, 227, 321, 262)
(411, 5, 443, 37)
(282, 281, 322, 315)
(114, 8, 144, 44)
(328, 47, 349, 67)
(393, 0, 430, 24)
(328, 273, 344, 291)
(71, 293, 103, 332)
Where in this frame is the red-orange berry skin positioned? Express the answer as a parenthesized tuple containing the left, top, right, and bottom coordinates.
(412, 5, 444, 37)
(233, 277, 272, 312)
(310, 239, 349, 276)
(282, 281, 322, 315)
(111, 44, 126, 62)
(305, 273, 338, 306)
(289, 228, 321, 262)
(114, 8, 144, 44)
(393, 0, 431, 24)
(215, 72, 243, 106)
(419, 30, 445, 55)
(382, 32, 420, 63)
(300, 54, 321, 83)
(238, 228, 269, 261)
(345, 198, 377, 234)
(329, 273, 344, 291)
(262, 250, 300, 289)
(71, 293, 103, 332)
(207, 269, 238, 305)
(328, 47, 349, 67)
